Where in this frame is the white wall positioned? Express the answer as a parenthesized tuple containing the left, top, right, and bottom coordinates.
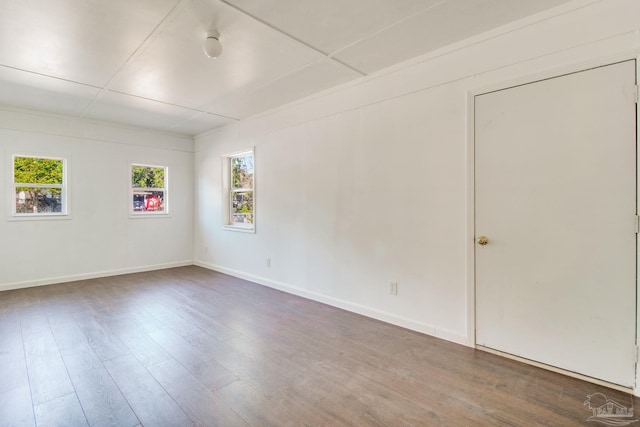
(0, 108, 195, 290)
(194, 0, 640, 346)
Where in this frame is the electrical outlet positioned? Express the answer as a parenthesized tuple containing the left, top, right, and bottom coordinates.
(389, 281, 398, 295)
(266, 258, 271, 268)
(204, 246, 209, 255)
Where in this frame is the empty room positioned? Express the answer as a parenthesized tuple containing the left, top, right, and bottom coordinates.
(1, 0, 639, 426)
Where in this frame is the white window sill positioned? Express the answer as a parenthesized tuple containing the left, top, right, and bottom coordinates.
(223, 225, 255, 233)
(9, 213, 71, 221)
(129, 213, 171, 219)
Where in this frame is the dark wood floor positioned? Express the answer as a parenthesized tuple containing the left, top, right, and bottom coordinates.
(0, 266, 636, 426)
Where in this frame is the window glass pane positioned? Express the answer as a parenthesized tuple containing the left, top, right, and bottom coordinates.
(14, 157, 63, 185)
(132, 190, 165, 212)
(231, 155, 254, 190)
(15, 187, 62, 214)
(132, 166, 165, 189)
(231, 191, 254, 224)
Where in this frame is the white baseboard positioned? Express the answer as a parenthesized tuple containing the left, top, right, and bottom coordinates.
(195, 260, 468, 346)
(0, 260, 194, 292)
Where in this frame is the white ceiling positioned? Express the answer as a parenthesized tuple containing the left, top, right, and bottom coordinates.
(0, 0, 573, 136)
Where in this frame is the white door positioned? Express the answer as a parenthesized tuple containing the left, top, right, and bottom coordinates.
(475, 60, 637, 387)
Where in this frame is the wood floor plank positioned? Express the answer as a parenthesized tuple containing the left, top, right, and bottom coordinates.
(58, 350, 140, 427)
(0, 385, 35, 427)
(214, 379, 308, 427)
(172, 304, 240, 341)
(202, 330, 446, 425)
(239, 301, 560, 425)
(140, 302, 209, 338)
(74, 316, 129, 362)
(221, 333, 456, 426)
(49, 323, 140, 427)
(104, 319, 173, 367)
(0, 330, 29, 395)
(1, 265, 637, 427)
(145, 325, 217, 377)
(147, 358, 249, 426)
(191, 335, 302, 394)
(103, 355, 195, 427)
(33, 393, 88, 427)
(258, 311, 493, 421)
(18, 305, 75, 407)
(22, 330, 75, 405)
(181, 333, 240, 391)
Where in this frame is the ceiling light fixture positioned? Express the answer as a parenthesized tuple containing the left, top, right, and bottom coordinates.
(203, 30, 223, 59)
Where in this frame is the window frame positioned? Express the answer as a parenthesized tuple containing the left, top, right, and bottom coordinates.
(222, 149, 255, 232)
(12, 154, 68, 218)
(129, 163, 169, 217)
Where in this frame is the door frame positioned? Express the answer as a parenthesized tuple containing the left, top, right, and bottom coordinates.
(465, 55, 640, 394)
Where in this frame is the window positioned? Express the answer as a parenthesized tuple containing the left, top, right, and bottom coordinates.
(13, 155, 67, 216)
(223, 150, 254, 231)
(131, 164, 168, 215)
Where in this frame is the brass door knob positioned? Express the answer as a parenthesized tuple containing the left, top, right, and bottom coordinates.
(477, 236, 489, 246)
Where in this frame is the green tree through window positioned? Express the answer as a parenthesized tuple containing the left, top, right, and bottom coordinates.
(13, 156, 65, 215)
(132, 165, 165, 189)
(230, 153, 254, 225)
(131, 164, 167, 214)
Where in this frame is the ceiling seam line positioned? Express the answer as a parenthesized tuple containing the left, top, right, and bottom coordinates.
(105, 90, 240, 121)
(79, 0, 189, 119)
(217, 0, 366, 76)
(327, 0, 451, 58)
(0, 65, 102, 89)
(100, 0, 188, 89)
(208, 58, 354, 110)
